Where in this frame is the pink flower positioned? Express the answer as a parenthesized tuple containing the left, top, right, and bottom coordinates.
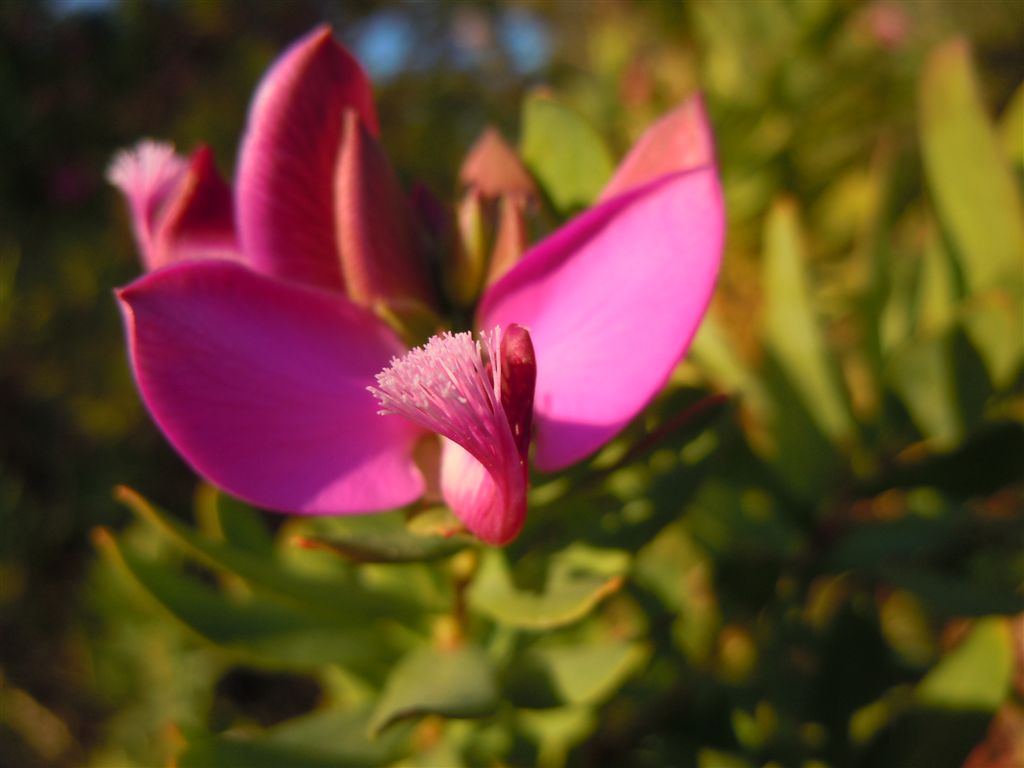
(112, 26, 724, 545)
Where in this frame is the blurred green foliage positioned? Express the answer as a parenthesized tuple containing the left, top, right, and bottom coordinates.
(1, 1, 1022, 767)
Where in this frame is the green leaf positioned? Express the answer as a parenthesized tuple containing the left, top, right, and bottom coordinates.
(115, 486, 421, 623)
(916, 617, 1013, 711)
(94, 529, 398, 672)
(369, 644, 498, 736)
(689, 314, 771, 420)
(920, 39, 1024, 293)
(634, 521, 721, 662)
(507, 641, 649, 707)
(961, 280, 1024, 390)
(195, 485, 274, 556)
(520, 91, 614, 214)
(468, 549, 624, 631)
(762, 198, 855, 446)
(518, 706, 597, 768)
(178, 709, 411, 768)
(886, 333, 963, 448)
(286, 511, 470, 563)
(1000, 81, 1024, 167)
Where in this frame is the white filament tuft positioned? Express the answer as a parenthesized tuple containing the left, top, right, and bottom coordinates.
(106, 140, 186, 197)
(369, 327, 511, 470)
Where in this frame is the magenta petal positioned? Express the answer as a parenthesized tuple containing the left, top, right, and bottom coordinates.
(118, 260, 424, 513)
(334, 111, 433, 307)
(440, 438, 526, 546)
(478, 168, 725, 471)
(599, 94, 716, 202)
(236, 25, 379, 293)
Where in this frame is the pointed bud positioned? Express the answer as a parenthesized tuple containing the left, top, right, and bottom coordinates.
(459, 127, 536, 199)
(335, 110, 434, 308)
(447, 189, 492, 306)
(486, 194, 529, 287)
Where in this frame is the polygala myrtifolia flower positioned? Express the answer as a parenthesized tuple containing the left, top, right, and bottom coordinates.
(109, 25, 724, 545)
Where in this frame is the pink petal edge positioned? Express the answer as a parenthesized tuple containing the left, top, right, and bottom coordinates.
(478, 167, 725, 471)
(236, 24, 379, 293)
(118, 260, 424, 514)
(599, 94, 717, 202)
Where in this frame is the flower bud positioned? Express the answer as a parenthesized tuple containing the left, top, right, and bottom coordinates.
(446, 188, 491, 306)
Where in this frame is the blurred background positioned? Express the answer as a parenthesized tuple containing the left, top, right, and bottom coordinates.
(1, 0, 1022, 766)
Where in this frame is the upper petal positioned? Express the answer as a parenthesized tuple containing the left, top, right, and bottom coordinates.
(118, 260, 424, 513)
(599, 94, 716, 202)
(236, 25, 378, 293)
(334, 111, 434, 308)
(478, 167, 724, 471)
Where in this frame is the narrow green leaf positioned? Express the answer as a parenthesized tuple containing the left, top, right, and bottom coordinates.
(94, 529, 397, 672)
(763, 198, 855, 446)
(915, 229, 957, 336)
(689, 314, 771, 419)
(961, 280, 1024, 390)
(920, 39, 1024, 293)
(287, 511, 470, 564)
(195, 484, 274, 556)
(468, 549, 624, 631)
(886, 333, 962, 447)
(115, 486, 421, 622)
(916, 617, 1013, 711)
(520, 91, 614, 214)
(369, 644, 498, 736)
(999, 81, 1024, 168)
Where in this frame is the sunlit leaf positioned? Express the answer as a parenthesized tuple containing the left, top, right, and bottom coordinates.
(177, 708, 411, 768)
(917, 618, 1013, 711)
(468, 549, 624, 631)
(520, 91, 614, 214)
(518, 705, 596, 768)
(369, 644, 498, 736)
(763, 198, 855, 447)
(505, 638, 648, 708)
(920, 39, 1024, 294)
(886, 333, 963, 448)
(999, 82, 1024, 168)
